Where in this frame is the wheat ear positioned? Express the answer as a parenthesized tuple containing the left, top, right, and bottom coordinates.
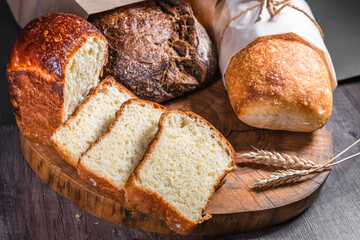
(254, 169, 312, 189)
(253, 138, 360, 189)
(239, 147, 321, 170)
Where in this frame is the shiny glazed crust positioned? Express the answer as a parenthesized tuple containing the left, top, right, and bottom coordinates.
(125, 110, 236, 235)
(225, 33, 333, 132)
(77, 98, 167, 207)
(52, 76, 136, 167)
(7, 13, 107, 145)
(90, 0, 217, 102)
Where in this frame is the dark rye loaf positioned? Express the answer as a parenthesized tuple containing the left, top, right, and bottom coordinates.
(89, 0, 217, 103)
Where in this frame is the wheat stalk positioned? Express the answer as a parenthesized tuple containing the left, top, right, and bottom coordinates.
(254, 169, 312, 189)
(239, 148, 321, 170)
(252, 138, 360, 189)
(254, 152, 360, 189)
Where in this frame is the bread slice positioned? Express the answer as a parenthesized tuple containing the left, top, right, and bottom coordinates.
(77, 99, 167, 204)
(125, 110, 236, 234)
(52, 76, 136, 167)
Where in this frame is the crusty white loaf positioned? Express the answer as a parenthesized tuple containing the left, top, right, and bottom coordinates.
(77, 99, 167, 205)
(225, 33, 333, 132)
(52, 76, 136, 167)
(7, 13, 108, 145)
(125, 110, 235, 234)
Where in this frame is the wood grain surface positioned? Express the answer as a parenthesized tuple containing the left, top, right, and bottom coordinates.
(17, 80, 333, 236)
(1, 0, 360, 238)
(1, 80, 360, 239)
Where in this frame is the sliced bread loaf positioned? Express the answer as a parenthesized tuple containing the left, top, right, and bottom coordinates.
(52, 76, 136, 167)
(125, 110, 236, 234)
(7, 13, 108, 145)
(77, 99, 167, 204)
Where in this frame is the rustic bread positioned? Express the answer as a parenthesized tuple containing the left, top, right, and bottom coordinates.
(78, 99, 166, 204)
(52, 76, 135, 167)
(187, 0, 218, 38)
(125, 110, 235, 234)
(225, 33, 333, 132)
(7, 13, 108, 145)
(89, 0, 217, 103)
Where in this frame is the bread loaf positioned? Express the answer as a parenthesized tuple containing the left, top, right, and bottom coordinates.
(78, 99, 166, 205)
(186, 0, 217, 38)
(52, 76, 136, 167)
(7, 13, 108, 145)
(89, 0, 217, 102)
(125, 110, 235, 234)
(225, 33, 333, 132)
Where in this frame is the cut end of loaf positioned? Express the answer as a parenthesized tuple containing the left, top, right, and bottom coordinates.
(126, 110, 235, 234)
(52, 77, 135, 167)
(63, 37, 108, 121)
(78, 99, 166, 203)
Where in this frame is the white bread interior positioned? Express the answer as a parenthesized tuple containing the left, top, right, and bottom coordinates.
(52, 78, 134, 167)
(129, 111, 235, 230)
(63, 37, 107, 121)
(79, 99, 166, 192)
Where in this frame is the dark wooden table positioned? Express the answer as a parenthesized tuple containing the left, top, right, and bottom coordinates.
(1, 2, 360, 240)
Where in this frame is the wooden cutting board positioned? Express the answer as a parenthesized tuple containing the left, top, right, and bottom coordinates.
(19, 79, 332, 235)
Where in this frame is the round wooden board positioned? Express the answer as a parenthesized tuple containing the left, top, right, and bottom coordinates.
(20, 80, 333, 235)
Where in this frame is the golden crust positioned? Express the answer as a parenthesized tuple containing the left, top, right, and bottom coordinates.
(7, 13, 106, 76)
(52, 76, 137, 167)
(224, 33, 333, 132)
(77, 162, 127, 204)
(8, 69, 64, 145)
(125, 110, 236, 235)
(7, 13, 107, 145)
(77, 98, 167, 208)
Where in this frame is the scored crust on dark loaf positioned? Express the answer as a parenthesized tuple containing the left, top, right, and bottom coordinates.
(89, 0, 217, 102)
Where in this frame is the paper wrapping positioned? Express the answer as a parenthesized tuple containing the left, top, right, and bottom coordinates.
(213, 0, 337, 90)
(7, 0, 144, 28)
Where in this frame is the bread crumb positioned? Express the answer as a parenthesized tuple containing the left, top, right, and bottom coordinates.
(124, 195, 129, 203)
(90, 178, 97, 186)
(75, 214, 83, 220)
